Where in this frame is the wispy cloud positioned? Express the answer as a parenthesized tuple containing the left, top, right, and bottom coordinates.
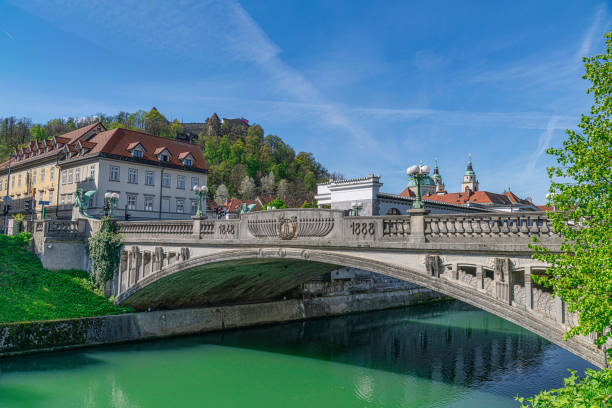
(523, 115, 560, 177)
(576, 5, 607, 60)
(2, 29, 12, 39)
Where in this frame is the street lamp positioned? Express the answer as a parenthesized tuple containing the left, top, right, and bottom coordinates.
(193, 185, 208, 217)
(104, 192, 119, 218)
(406, 163, 430, 210)
(3, 153, 16, 234)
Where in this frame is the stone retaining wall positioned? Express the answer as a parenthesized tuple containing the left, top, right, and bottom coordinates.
(0, 289, 445, 357)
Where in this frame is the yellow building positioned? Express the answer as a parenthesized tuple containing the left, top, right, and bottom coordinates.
(0, 122, 104, 223)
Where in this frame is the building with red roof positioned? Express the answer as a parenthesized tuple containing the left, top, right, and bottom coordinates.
(0, 122, 208, 222)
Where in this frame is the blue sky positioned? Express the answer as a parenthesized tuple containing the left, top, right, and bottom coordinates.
(1, 1, 610, 203)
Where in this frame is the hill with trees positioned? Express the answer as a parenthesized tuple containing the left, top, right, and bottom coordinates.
(0, 109, 328, 206)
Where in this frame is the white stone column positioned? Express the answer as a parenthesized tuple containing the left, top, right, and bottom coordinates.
(408, 208, 429, 243)
(476, 265, 484, 291)
(555, 297, 565, 324)
(524, 266, 533, 310)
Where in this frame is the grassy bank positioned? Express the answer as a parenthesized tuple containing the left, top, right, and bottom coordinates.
(0, 233, 131, 323)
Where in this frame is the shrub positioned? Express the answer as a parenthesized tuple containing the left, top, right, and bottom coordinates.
(88, 217, 122, 289)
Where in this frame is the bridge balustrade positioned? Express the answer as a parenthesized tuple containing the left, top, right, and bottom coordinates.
(109, 210, 560, 245)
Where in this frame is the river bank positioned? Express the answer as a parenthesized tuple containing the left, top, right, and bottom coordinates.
(0, 286, 446, 357)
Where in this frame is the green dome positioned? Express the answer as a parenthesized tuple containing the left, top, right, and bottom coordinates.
(406, 175, 436, 187)
(464, 158, 475, 176)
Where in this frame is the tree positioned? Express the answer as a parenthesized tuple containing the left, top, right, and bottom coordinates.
(166, 119, 183, 139)
(144, 107, 168, 137)
(205, 113, 221, 138)
(239, 176, 256, 199)
(266, 197, 287, 209)
(277, 179, 290, 202)
(531, 30, 612, 348)
(230, 164, 248, 195)
(260, 171, 275, 195)
(214, 184, 229, 204)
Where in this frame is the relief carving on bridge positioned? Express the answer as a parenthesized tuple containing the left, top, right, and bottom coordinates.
(277, 216, 298, 240)
(247, 216, 334, 239)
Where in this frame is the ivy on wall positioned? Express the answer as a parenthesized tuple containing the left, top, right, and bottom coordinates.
(88, 217, 121, 290)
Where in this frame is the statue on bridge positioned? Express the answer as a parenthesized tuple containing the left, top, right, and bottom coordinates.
(73, 188, 97, 219)
(238, 203, 256, 214)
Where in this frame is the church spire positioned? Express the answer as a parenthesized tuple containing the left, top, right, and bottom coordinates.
(461, 153, 478, 192)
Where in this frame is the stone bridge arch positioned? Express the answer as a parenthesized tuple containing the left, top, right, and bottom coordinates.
(112, 245, 606, 368)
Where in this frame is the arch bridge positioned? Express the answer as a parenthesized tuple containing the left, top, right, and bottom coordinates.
(36, 209, 609, 367)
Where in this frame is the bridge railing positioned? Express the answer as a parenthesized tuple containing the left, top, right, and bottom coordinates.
(113, 210, 560, 245)
(423, 212, 558, 242)
(33, 219, 84, 240)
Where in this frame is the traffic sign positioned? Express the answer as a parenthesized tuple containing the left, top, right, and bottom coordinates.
(38, 200, 50, 205)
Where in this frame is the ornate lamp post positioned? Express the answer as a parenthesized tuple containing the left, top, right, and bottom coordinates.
(406, 163, 430, 210)
(104, 192, 119, 218)
(3, 153, 16, 234)
(193, 185, 208, 217)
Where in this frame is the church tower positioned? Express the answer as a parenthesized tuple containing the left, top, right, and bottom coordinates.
(461, 154, 479, 192)
(431, 159, 446, 193)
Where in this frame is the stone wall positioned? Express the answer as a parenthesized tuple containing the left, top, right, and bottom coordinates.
(0, 290, 445, 357)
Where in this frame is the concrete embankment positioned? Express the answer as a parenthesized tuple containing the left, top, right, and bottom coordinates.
(0, 288, 445, 357)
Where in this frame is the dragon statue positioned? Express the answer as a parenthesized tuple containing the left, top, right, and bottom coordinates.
(238, 203, 256, 214)
(73, 188, 97, 218)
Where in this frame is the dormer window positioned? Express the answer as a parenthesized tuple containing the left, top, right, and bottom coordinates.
(133, 150, 143, 159)
(154, 147, 172, 163)
(127, 142, 147, 159)
(178, 152, 194, 167)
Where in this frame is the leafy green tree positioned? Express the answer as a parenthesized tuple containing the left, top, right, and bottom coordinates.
(29, 124, 47, 141)
(266, 197, 287, 209)
(531, 30, 612, 348)
(166, 119, 183, 139)
(144, 107, 168, 137)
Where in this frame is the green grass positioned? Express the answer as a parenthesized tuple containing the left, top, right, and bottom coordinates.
(0, 233, 132, 323)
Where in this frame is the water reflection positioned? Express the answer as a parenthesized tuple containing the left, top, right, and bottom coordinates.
(0, 301, 594, 408)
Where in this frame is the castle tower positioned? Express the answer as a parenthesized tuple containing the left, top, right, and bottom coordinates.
(431, 159, 446, 193)
(461, 154, 479, 192)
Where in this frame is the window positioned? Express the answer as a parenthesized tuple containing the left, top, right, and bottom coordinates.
(184, 159, 192, 166)
(133, 150, 143, 159)
(191, 177, 199, 189)
(162, 173, 170, 188)
(41, 168, 45, 183)
(176, 199, 184, 213)
(177, 175, 185, 189)
(110, 166, 120, 181)
(127, 194, 137, 210)
(161, 154, 169, 162)
(68, 169, 73, 184)
(75, 168, 80, 182)
(12, 176, 15, 188)
(145, 171, 154, 186)
(89, 165, 95, 180)
(18, 174, 21, 187)
(128, 168, 138, 184)
(144, 196, 154, 211)
(48, 191, 52, 202)
(61, 170, 67, 185)
(191, 199, 198, 214)
(50, 168, 54, 181)
(32, 171, 37, 185)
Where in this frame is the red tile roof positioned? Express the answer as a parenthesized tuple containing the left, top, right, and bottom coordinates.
(70, 128, 207, 171)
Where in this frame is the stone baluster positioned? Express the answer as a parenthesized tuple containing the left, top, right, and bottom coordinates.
(451, 263, 458, 280)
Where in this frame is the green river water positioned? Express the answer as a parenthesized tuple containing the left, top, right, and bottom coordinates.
(0, 301, 593, 407)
